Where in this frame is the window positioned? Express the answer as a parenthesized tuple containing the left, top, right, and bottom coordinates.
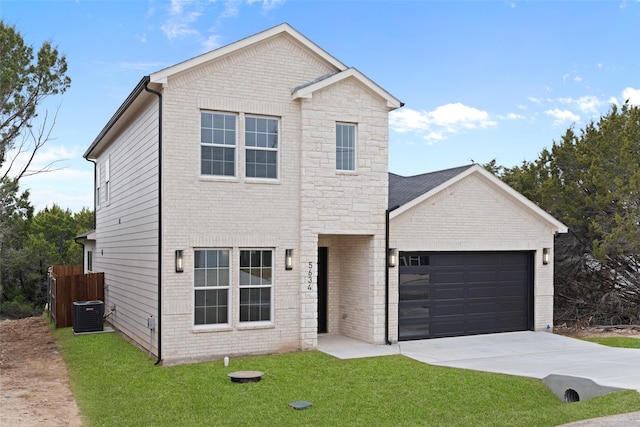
(336, 123, 356, 171)
(87, 251, 93, 271)
(245, 116, 278, 179)
(194, 249, 230, 325)
(201, 112, 236, 176)
(104, 157, 110, 204)
(95, 163, 101, 208)
(239, 250, 272, 322)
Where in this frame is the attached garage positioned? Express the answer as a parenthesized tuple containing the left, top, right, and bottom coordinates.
(388, 164, 568, 343)
(398, 251, 533, 340)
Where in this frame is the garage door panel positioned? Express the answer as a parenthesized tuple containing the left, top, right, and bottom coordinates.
(399, 251, 533, 341)
(432, 287, 465, 299)
(467, 285, 497, 298)
(399, 322, 430, 340)
(467, 300, 497, 314)
(432, 272, 465, 284)
(398, 301, 430, 318)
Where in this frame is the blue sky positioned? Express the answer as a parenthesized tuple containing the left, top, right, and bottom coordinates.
(1, 0, 639, 212)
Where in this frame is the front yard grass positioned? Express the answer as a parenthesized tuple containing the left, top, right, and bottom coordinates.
(53, 328, 640, 427)
(581, 336, 640, 349)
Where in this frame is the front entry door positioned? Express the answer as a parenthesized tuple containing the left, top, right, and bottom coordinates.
(317, 247, 328, 333)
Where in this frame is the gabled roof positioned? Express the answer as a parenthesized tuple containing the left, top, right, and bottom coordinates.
(389, 164, 568, 233)
(85, 23, 402, 159)
(389, 164, 474, 209)
(291, 68, 403, 110)
(150, 23, 347, 84)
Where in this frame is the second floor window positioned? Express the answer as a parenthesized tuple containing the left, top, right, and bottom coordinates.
(336, 123, 356, 171)
(245, 116, 278, 179)
(201, 112, 236, 177)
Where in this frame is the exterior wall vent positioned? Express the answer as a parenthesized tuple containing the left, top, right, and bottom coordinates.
(73, 300, 104, 333)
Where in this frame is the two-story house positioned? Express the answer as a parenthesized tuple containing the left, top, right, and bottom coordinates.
(83, 23, 566, 365)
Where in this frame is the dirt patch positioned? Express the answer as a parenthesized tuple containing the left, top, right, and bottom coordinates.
(0, 316, 83, 427)
(555, 324, 640, 339)
(0, 317, 637, 427)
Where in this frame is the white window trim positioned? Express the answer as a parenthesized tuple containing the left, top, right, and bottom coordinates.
(199, 111, 239, 181)
(193, 248, 232, 329)
(336, 122, 357, 173)
(238, 248, 274, 325)
(243, 115, 281, 182)
(104, 156, 110, 205)
(95, 162, 101, 208)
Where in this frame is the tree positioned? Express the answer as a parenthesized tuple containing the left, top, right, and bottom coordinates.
(1, 21, 70, 230)
(491, 103, 640, 325)
(0, 21, 71, 315)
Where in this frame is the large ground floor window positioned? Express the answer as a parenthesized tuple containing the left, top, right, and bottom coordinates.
(194, 249, 230, 325)
(193, 248, 273, 326)
(239, 249, 272, 322)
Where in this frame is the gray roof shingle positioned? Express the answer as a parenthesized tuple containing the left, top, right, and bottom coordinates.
(388, 164, 475, 210)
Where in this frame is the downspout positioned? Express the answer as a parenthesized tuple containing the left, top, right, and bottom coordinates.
(73, 237, 86, 273)
(143, 78, 163, 365)
(85, 159, 97, 230)
(385, 204, 400, 345)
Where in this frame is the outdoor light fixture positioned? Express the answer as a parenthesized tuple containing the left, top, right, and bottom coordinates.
(285, 249, 293, 270)
(388, 248, 397, 268)
(175, 250, 184, 273)
(542, 248, 550, 265)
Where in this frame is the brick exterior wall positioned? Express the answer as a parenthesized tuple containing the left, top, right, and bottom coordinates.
(389, 172, 558, 340)
(157, 35, 391, 364)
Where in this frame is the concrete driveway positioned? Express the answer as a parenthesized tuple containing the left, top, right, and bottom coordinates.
(317, 331, 640, 393)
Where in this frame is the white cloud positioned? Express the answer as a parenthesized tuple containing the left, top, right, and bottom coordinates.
(430, 103, 496, 129)
(622, 87, 640, 105)
(390, 103, 496, 143)
(249, 0, 286, 10)
(575, 96, 602, 113)
(545, 109, 580, 125)
(558, 95, 602, 113)
(161, 0, 202, 39)
(159, 0, 285, 51)
(505, 112, 525, 120)
(202, 34, 222, 52)
(1, 142, 81, 178)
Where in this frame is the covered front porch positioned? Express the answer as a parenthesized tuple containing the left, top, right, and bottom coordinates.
(315, 234, 388, 345)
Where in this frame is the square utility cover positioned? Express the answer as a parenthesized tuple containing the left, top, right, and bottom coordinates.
(288, 400, 313, 410)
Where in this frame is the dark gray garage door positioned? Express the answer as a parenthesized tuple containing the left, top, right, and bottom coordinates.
(398, 251, 533, 341)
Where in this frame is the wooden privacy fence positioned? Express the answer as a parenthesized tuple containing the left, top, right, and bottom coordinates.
(49, 265, 104, 328)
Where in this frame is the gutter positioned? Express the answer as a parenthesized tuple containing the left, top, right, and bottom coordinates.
(143, 78, 163, 365)
(385, 204, 400, 345)
(73, 237, 86, 273)
(83, 77, 150, 158)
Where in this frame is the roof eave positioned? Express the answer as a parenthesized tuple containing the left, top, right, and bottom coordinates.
(150, 23, 347, 85)
(84, 76, 151, 159)
(292, 68, 402, 110)
(390, 164, 569, 233)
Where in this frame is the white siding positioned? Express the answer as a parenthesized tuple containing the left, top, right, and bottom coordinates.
(93, 98, 160, 354)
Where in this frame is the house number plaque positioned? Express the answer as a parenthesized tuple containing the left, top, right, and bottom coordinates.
(307, 262, 313, 291)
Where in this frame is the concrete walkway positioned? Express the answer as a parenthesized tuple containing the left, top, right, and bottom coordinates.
(319, 332, 640, 425)
(317, 331, 640, 392)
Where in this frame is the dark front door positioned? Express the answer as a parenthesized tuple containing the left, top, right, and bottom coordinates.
(317, 247, 328, 333)
(398, 251, 533, 341)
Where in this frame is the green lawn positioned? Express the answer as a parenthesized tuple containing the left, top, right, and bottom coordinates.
(53, 327, 640, 427)
(581, 336, 640, 349)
